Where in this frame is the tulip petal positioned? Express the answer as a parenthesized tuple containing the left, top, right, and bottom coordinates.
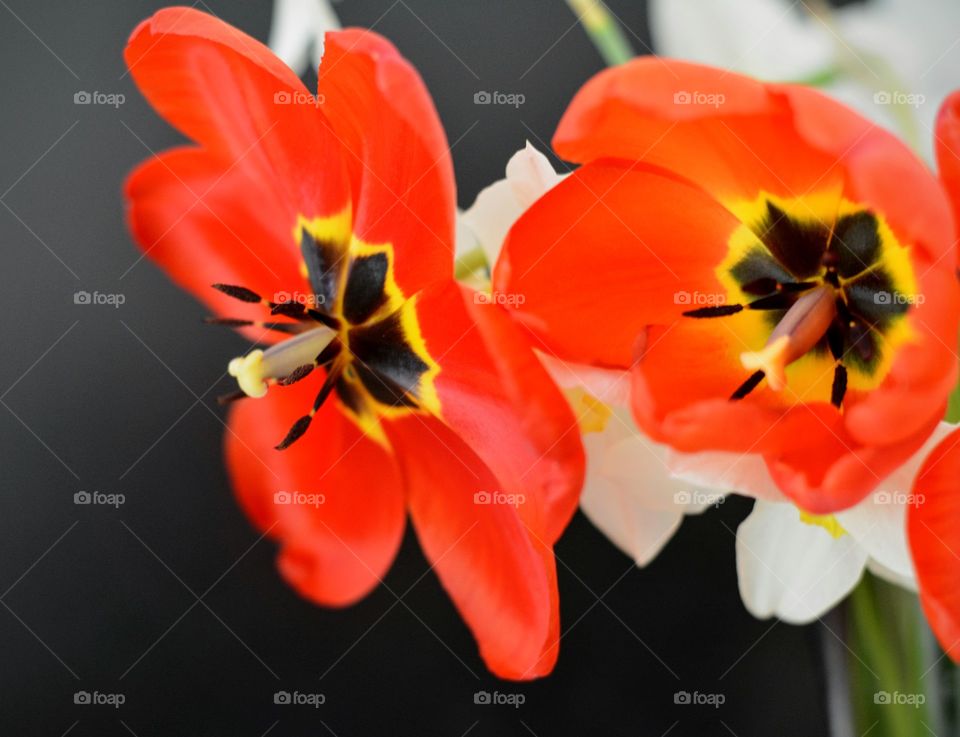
(386, 414, 558, 679)
(225, 379, 406, 607)
(317, 30, 456, 293)
(909, 427, 960, 660)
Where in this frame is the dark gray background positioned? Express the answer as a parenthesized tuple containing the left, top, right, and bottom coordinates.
(0, 1, 831, 734)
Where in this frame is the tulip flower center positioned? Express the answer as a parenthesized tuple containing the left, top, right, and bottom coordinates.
(210, 211, 440, 449)
(683, 194, 918, 407)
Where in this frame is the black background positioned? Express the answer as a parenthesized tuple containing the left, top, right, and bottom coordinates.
(0, 1, 831, 734)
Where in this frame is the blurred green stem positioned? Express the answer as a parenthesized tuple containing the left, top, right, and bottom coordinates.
(847, 574, 931, 737)
(565, 0, 634, 67)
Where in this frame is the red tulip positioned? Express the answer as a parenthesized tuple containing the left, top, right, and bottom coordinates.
(124, 8, 584, 679)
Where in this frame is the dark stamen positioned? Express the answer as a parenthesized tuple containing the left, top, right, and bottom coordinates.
(212, 283, 262, 303)
(275, 366, 341, 450)
(781, 281, 818, 293)
(278, 364, 315, 386)
(731, 370, 765, 400)
(316, 341, 342, 366)
(683, 304, 744, 318)
(831, 364, 848, 408)
(275, 415, 313, 450)
(270, 301, 306, 318)
(307, 308, 340, 330)
(747, 293, 796, 311)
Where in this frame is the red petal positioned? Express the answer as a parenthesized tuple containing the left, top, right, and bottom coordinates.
(225, 379, 406, 607)
(553, 58, 844, 203)
(386, 413, 559, 679)
(125, 7, 349, 219)
(493, 161, 739, 368)
(553, 60, 953, 266)
(415, 281, 585, 542)
(125, 147, 306, 339)
(936, 90, 960, 265)
(910, 428, 960, 660)
(317, 30, 456, 293)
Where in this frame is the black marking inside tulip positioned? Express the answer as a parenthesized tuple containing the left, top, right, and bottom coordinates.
(342, 252, 389, 324)
(300, 227, 343, 307)
(756, 202, 829, 279)
(711, 200, 915, 401)
(349, 311, 430, 406)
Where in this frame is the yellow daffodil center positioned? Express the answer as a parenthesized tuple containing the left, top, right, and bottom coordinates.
(567, 387, 613, 434)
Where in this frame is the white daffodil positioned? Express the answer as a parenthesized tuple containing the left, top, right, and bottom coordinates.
(456, 141, 565, 265)
(544, 356, 728, 566)
(670, 423, 960, 624)
(649, 0, 960, 160)
(269, 0, 341, 76)
(458, 144, 721, 562)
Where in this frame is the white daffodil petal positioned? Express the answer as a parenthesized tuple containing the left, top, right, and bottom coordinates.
(580, 468, 685, 568)
(578, 407, 725, 566)
(835, 422, 957, 580)
(737, 501, 868, 624)
(666, 448, 788, 503)
(538, 353, 632, 407)
(459, 142, 563, 265)
(866, 558, 918, 592)
(269, 0, 340, 75)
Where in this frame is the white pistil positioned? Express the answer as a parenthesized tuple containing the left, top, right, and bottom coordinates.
(228, 325, 336, 398)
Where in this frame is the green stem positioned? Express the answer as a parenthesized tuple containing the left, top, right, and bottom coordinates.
(847, 574, 930, 737)
(565, 0, 634, 67)
(454, 246, 489, 280)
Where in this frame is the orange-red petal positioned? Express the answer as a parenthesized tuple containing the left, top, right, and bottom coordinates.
(317, 30, 456, 293)
(125, 147, 306, 339)
(386, 413, 559, 679)
(125, 7, 350, 220)
(415, 281, 585, 542)
(909, 428, 960, 660)
(225, 379, 406, 607)
(493, 160, 740, 368)
(936, 90, 960, 264)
